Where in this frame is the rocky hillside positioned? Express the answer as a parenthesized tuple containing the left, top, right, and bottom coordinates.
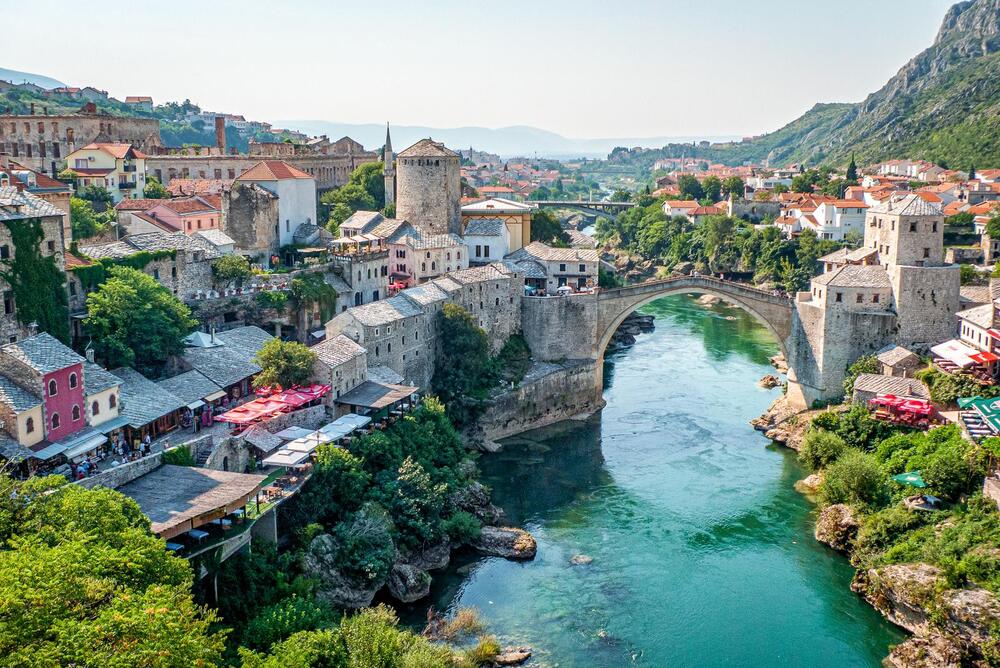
(625, 0, 1000, 169)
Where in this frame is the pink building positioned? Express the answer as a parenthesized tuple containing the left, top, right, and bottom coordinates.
(144, 195, 221, 235)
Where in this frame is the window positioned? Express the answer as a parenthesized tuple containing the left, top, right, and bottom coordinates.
(0, 245, 9, 259)
(910, 222, 917, 232)
(387, 342, 392, 353)
(51, 413, 60, 429)
(69, 373, 78, 389)
(856, 294, 863, 303)
(48, 379, 57, 396)
(447, 252, 451, 260)
(72, 405, 81, 421)
(923, 247, 930, 258)
(153, 269, 160, 280)
(835, 292, 843, 303)
(579, 263, 586, 272)
(375, 346, 379, 357)
(476, 245, 481, 258)
(92, 400, 100, 416)
(25, 417, 34, 434)
(482, 247, 488, 258)
(457, 252, 461, 259)
(873, 293, 880, 303)
(431, 261, 436, 270)
(109, 394, 116, 408)
(3, 290, 12, 315)
(559, 263, 566, 272)
(932, 222, 938, 232)
(46, 240, 55, 253)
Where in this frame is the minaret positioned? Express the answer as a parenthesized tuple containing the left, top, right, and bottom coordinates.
(383, 122, 395, 207)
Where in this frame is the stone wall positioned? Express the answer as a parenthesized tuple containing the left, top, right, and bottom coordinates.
(521, 294, 600, 362)
(0, 212, 67, 342)
(146, 151, 376, 191)
(75, 451, 163, 490)
(891, 264, 961, 350)
(472, 360, 602, 443)
(204, 436, 253, 473)
(256, 404, 329, 433)
(222, 182, 280, 258)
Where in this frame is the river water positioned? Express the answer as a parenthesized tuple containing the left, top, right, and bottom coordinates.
(409, 295, 904, 666)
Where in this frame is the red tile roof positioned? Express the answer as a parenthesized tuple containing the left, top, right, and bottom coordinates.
(114, 198, 160, 211)
(78, 143, 147, 159)
(152, 196, 219, 215)
(236, 160, 313, 181)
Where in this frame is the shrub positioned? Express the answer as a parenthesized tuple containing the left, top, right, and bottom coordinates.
(439, 608, 486, 641)
(798, 429, 847, 472)
(495, 334, 531, 385)
(820, 450, 889, 509)
(874, 424, 986, 502)
(161, 447, 195, 466)
(915, 366, 1000, 405)
(842, 354, 880, 400)
(213, 254, 253, 282)
(242, 596, 336, 651)
(811, 404, 898, 452)
(327, 508, 396, 584)
(442, 510, 482, 544)
(256, 291, 288, 310)
(464, 635, 502, 666)
(852, 504, 930, 566)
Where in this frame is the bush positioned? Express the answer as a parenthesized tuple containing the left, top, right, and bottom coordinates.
(798, 429, 847, 472)
(256, 291, 288, 310)
(915, 366, 1000, 405)
(874, 424, 986, 502)
(213, 254, 253, 282)
(464, 635, 502, 666)
(820, 450, 889, 509)
(242, 596, 336, 651)
(842, 354, 881, 400)
(442, 510, 482, 544)
(439, 608, 486, 641)
(161, 447, 195, 466)
(327, 508, 396, 584)
(811, 405, 898, 452)
(495, 334, 531, 385)
(852, 505, 930, 566)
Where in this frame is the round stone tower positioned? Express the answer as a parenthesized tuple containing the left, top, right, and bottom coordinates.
(395, 138, 461, 236)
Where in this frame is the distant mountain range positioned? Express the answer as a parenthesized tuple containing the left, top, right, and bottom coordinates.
(275, 120, 737, 160)
(615, 0, 1000, 169)
(0, 68, 66, 91)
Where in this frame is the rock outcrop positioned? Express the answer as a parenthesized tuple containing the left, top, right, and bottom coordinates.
(303, 534, 382, 609)
(884, 634, 965, 668)
(474, 526, 537, 560)
(608, 313, 655, 350)
(758, 374, 781, 389)
(450, 481, 504, 525)
(387, 563, 431, 603)
(403, 539, 451, 572)
(751, 395, 812, 450)
(851, 564, 942, 636)
(814, 504, 858, 553)
(494, 646, 533, 666)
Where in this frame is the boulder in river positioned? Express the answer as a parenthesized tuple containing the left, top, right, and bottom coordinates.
(794, 473, 822, 495)
(814, 504, 858, 552)
(303, 534, 382, 609)
(494, 646, 533, 665)
(387, 563, 431, 603)
(571, 554, 594, 566)
(758, 374, 781, 389)
(474, 526, 537, 560)
(697, 294, 721, 306)
(403, 538, 451, 571)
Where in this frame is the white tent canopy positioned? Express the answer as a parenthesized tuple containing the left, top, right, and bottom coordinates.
(931, 339, 979, 368)
(274, 426, 315, 441)
(261, 449, 310, 467)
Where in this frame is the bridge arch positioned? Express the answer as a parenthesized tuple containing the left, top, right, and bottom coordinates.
(594, 276, 794, 390)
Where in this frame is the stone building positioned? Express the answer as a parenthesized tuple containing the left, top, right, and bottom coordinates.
(311, 334, 368, 405)
(395, 138, 461, 236)
(786, 193, 961, 407)
(0, 108, 160, 176)
(324, 262, 523, 388)
(0, 188, 68, 344)
(0, 157, 71, 248)
(505, 242, 600, 292)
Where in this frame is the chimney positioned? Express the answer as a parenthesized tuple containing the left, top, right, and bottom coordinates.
(85, 348, 95, 363)
(42, 106, 48, 115)
(210, 324, 217, 345)
(27, 321, 38, 336)
(214, 116, 226, 153)
(29, 102, 35, 115)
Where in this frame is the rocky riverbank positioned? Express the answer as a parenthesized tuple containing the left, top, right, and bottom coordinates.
(758, 398, 1000, 667)
(607, 312, 655, 350)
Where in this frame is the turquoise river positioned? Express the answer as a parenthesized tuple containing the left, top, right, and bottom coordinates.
(406, 294, 905, 666)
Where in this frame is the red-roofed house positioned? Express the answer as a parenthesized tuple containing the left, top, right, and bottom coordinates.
(143, 196, 221, 235)
(123, 96, 153, 112)
(64, 143, 147, 203)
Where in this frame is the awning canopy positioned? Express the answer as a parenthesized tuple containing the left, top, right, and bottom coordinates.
(971, 351, 1000, 364)
(962, 396, 1000, 434)
(261, 448, 310, 467)
(204, 390, 228, 402)
(893, 471, 928, 488)
(63, 431, 108, 461)
(274, 426, 314, 441)
(186, 400, 206, 411)
(931, 339, 982, 368)
(335, 381, 418, 410)
(95, 415, 131, 434)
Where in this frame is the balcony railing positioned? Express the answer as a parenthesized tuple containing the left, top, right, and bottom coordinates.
(122, 164, 137, 173)
(118, 181, 137, 190)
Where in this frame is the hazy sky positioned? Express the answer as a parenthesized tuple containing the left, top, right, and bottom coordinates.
(4, 0, 957, 139)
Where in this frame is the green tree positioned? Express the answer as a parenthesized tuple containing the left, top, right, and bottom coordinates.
(69, 197, 111, 239)
(84, 266, 198, 374)
(213, 254, 253, 282)
(721, 176, 745, 199)
(143, 176, 170, 199)
(253, 338, 317, 389)
(799, 429, 847, 472)
(843, 354, 881, 399)
(846, 154, 858, 181)
(702, 175, 722, 201)
(283, 447, 370, 530)
(819, 450, 889, 508)
(431, 303, 496, 427)
(326, 203, 353, 235)
(76, 184, 113, 210)
(348, 162, 386, 210)
(529, 209, 570, 245)
(960, 264, 980, 286)
(677, 174, 704, 200)
(242, 596, 336, 652)
(0, 474, 225, 665)
(772, 183, 789, 195)
(610, 188, 632, 202)
(388, 457, 447, 552)
(320, 184, 375, 214)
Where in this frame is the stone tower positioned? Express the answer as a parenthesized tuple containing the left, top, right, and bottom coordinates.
(395, 138, 461, 236)
(383, 123, 395, 207)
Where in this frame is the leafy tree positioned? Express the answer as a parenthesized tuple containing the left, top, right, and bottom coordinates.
(347, 162, 386, 210)
(677, 174, 704, 200)
(326, 203, 352, 235)
(76, 184, 113, 210)
(702, 175, 722, 201)
(529, 209, 570, 245)
(325, 508, 396, 585)
(253, 338, 317, 389)
(819, 450, 889, 509)
(213, 254, 253, 282)
(721, 176, 745, 199)
(431, 304, 496, 427)
(320, 184, 375, 214)
(799, 429, 847, 472)
(84, 266, 197, 374)
(0, 474, 225, 665)
(790, 173, 815, 193)
(846, 154, 858, 182)
(772, 183, 789, 194)
(282, 447, 370, 530)
(610, 188, 632, 202)
(960, 264, 981, 286)
(242, 596, 336, 652)
(842, 354, 881, 399)
(69, 197, 111, 239)
(811, 404, 897, 452)
(388, 457, 447, 552)
(143, 176, 170, 199)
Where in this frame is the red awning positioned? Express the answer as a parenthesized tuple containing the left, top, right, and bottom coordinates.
(899, 400, 933, 415)
(274, 390, 314, 409)
(988, 329, 1000, 340)
(971, 351, 1000, 364)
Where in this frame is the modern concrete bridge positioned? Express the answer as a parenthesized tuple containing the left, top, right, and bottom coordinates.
(531, 200, 636, 215)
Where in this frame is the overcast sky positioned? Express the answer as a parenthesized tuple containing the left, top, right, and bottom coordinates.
(4, 0, 957, 139)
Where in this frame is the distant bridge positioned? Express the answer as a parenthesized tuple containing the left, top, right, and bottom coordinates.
(532, 200, 636, 215)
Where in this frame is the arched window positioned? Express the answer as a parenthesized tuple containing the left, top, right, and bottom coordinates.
(48, 379, 57, 396)
(375, 346, 380, 357)
(109, 394, 117, 408)
(92, 400, 100, 416)
(72, 405, 81, 421)
(51, 413, 60, 429)
(25, 417, 34, 433)
(387, 342, 392, 353)
(69, 373, 78, 389)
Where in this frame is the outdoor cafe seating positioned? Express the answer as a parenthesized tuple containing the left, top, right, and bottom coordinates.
(868, 394, 937, 429)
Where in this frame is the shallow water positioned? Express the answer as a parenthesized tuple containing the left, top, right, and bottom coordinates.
(405, 295, 903, 666)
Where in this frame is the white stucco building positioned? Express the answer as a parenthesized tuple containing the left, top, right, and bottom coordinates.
(234, 160, 317, 247)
